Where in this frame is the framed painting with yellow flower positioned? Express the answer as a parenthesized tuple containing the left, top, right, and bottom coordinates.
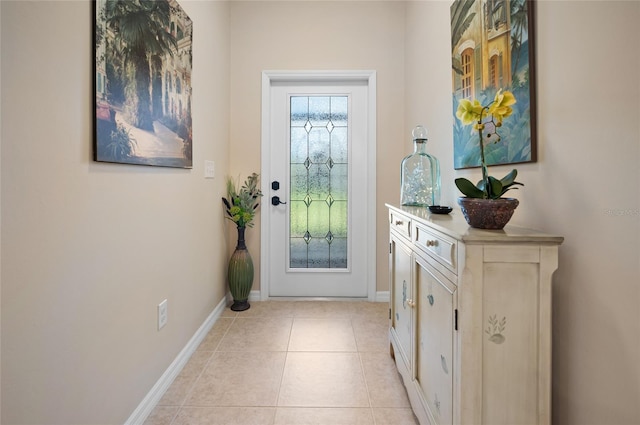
(450, 0, 537, 169)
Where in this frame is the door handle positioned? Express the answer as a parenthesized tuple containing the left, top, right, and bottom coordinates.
(271, 196, 287, 206)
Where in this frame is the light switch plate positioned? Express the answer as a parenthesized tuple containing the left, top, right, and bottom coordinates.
(158, 299, 168, 330)
(204, 160, 215, 179)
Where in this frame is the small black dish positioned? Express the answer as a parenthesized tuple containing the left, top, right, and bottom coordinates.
(428, 205, 453, 214)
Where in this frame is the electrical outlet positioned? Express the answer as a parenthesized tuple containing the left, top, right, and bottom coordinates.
(158, 299, 168, 330)
(204, 160, 215, 179)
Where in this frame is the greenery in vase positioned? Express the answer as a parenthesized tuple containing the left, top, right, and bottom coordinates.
(454, 89, 524, 199)
(222, 173, 263, 228)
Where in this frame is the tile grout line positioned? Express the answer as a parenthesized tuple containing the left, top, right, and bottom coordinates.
(168, 312, 239, 425)
(273, 314, 296, 414)
(354, 318, 378, 425)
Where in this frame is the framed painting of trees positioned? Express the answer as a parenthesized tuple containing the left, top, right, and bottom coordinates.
(451, 0, 536, 169)
(94, 0, 193, 168)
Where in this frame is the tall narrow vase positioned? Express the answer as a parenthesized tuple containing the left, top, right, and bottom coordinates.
(227, 226, 254, 311)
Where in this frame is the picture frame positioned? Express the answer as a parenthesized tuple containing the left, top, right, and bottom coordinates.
(451, 0, 537, 169)
(94, 0, 193, 168)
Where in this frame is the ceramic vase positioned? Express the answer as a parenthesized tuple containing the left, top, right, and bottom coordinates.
(227, 226, 254, 311)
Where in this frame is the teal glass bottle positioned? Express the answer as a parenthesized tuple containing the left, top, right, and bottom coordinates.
(400, 125, 441, 207)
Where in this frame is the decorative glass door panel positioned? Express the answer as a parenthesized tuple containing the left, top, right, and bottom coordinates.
(264, 77, 370, 298)
(289, 96, 348, 270)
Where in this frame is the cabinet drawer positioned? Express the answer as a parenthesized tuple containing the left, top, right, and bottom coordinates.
(414, 224, 457, 274)
(389, 210, 412, 240)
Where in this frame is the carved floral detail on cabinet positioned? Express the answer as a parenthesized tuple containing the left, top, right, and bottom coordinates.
(441, 354, 449, 374)
(485, 314, 507, 344)
(402, 280, 408, 309)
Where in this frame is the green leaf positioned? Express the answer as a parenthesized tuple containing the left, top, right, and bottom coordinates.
(488, 176, 503, 199)
(222, 197, 231, 210)
(455, 178, 486, 198)
(500, 169, 518, 187)
(500, 183, 523, 196)
(500, 186, 521, 196)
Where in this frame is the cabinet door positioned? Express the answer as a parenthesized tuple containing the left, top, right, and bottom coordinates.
(415, 253, 456, 425)
(390, 233, 414, 372)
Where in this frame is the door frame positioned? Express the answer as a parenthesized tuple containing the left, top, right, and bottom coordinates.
(260, 70, 377, 300)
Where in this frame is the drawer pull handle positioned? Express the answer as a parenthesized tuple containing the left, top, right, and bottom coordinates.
(426, 240, 438, 247)
(406, 299, 415, 308)
(395, 220, 404, 225)
(427, 294, 434, 306)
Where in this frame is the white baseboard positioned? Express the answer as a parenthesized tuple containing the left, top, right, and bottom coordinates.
(124, 296, 228, 425)
(224, 290, 262, 304)
(375, 291, 389, 302)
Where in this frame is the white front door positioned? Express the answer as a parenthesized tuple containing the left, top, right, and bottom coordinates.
(261, 71, 376, 298)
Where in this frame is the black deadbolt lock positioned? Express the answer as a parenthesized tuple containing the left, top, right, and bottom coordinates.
(271, 181, 280, 191)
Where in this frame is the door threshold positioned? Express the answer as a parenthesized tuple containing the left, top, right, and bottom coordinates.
(265, 296, 370, 302)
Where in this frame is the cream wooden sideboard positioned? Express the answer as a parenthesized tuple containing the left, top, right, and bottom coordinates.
(387, 204, 563, 425)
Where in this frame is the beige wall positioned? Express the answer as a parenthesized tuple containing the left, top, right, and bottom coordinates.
(1, 1, 639, 424)
(1, 1, 230, 423)
(405, 1, 640, 424)
(0, 2, 3, 421)
(229, 1, 406, 293)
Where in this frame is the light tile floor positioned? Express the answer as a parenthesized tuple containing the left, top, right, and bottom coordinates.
(144, 301, 419, 425)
